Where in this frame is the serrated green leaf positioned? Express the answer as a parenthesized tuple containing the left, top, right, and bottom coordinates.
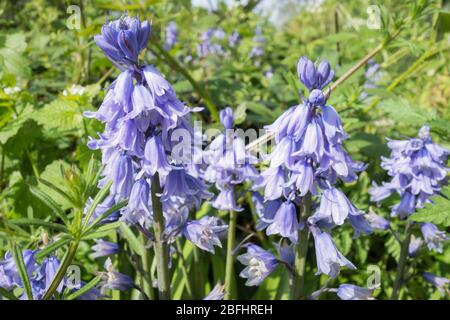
(412, 186, 450, 226)
(33, 99, 84, 133)
(0, 104, 33, 144)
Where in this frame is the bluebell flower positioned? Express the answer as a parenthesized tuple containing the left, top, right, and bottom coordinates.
(266, 201, 299, 243)
(109, 153, 134, 200)
(237, 244, 278, 286)
(249, 27, 265, 59)
(367, 212, 390, 230)
(0, 250, 38, 287)
(423, 272, 449, 294)
(203, 282, 226, 300)
(183, 216, 228, 253)
(408, 235, 423, 257)
(297, 56, 334, 91)
(228, 31, 241, 48)
(197, 28, 226, 57)
(37, 255, 63, 293)
(212, 186, 243, 212)
(94, 16, 150, 69)
(311, 188, 362, 226)
(369, 125, 449, 218)
(310, 226, 356, 278)
(121, 178, 152, 226)
(100, 258, 134, 291)
(420, 223, 448, 253)
(84, 195, 121, 225)
(348, 214, 373, 238)
(336, 284, 374, 300)
(92, 239, 120, 258)
(163, 21, 178, 51)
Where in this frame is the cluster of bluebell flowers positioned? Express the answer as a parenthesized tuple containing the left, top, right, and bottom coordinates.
(245, 56, 370, 285)
(369, 126, 449, 251)
(86, 16, 229, 261)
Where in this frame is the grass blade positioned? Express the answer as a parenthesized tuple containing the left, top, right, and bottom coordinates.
(11, 243, 33, 300)
(65, 275, 102, 300)
(9, 218, 68, 233)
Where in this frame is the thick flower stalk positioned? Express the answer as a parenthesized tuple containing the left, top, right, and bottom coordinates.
(369, 125, 449, 299)
(86, 16, 218, 299)
(250, 56, 369, 299)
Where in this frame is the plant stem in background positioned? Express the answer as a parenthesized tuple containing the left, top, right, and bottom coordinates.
(224, 210, 237, 300)
(150, 173, 171, 300)
(391, 220, 413, 300)
(175, 239, 193, 298)
(290, 194, 311, 300)
(140, 233, 154, 300)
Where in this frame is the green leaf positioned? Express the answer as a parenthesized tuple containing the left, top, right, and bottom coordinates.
(8, 218, 68, 233)
(5, 32, 27, 53)
(0, 104, 33, 144)
(0, 287, 18, 300)
(11, 243, 33, 300)
(119, 224, 144, 256)
(412, 186, 450, 226)
(0, 48, 31, 78)
(65, 276, 102, 300)
(38, 177, 76, 206)
(33, 99, 84, 133)
(35, 237, 72, 260)
(380, 98, 434, 126)
(82, 180, 112, 229)
(29, 185, 70, 226)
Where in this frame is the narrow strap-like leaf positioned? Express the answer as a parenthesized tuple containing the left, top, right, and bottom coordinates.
(9, 218, 68, 233)
(11, 243, 34, 300)
(65, 275, 102, 300)
(0, 287, 18, 300)
(37, 177, 76, 205)
(82, 200, 127, 235)
(29, 186, 70, 226)
(83, 180, 112, 229)
(35, 237, 72, 260)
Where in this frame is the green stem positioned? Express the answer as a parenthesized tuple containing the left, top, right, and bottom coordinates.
(140, 234, 154, 300)
(175, 239, 193, 298)
(148, 42, 219, 122)
(43, 240, 79, 300)
(391, 220, 413, 300)
(224, 210, 237, 300)
(150, 173, 171, 300)
(290, 194, 311, 300)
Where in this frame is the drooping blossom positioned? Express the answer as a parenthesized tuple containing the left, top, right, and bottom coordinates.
(99, 258, 134, 291)
(369, 125, 449, 218)
(204, 282, 226, 300)
(92, 239, 120, 258)
(423, 272, 449, 294)
(310, 225, 355, 278)
(183, 216, 228, 253)
(420, 223, 448, 253)
(336, 284, 375, 300)
(237, 244, 278, 286)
